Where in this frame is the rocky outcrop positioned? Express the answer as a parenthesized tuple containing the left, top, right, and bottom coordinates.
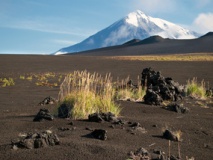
(12, 130, 60, 149)
(141, 67, 183, 105)
(166, 103, 189, 114)
(33, 108, 54, 121)
(88, 112, 123, 124)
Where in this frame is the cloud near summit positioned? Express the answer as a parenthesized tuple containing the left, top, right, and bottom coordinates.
(193, 13, 213, 33)
(131, 0, 213, 33)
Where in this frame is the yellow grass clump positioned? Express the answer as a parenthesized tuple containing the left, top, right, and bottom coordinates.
(115, 76, 146, 101)
(0, 78, 15, 87)
(186, 77, 207, 99)
(58, 71, 121, 119)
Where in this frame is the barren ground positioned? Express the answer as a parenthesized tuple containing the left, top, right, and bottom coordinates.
(0, 55, 212, 160)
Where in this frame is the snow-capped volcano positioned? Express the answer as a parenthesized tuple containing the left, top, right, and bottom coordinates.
(54, 10, 199, 55)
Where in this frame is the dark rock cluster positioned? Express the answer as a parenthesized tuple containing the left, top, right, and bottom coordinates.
(128, 122, 147, 134)
(88, 112, 148, 136)
(88, 112, 123, 124)
(12, 130, 60, 149)
(166, 103, 189, 114)
(33, 108, 54, 122)
(58, 103, 72, 118)
(84, 128, 107, 141)
(163, 129, 180, 142)
(129, 147, 182, 160)
(141, 67, 183, 105)
(90, 129, 107, 140)
(129, 147, 150, 160)
(152, 149, 166, 160)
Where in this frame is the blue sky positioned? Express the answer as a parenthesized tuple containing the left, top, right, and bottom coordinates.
(0, 0, 213, 54)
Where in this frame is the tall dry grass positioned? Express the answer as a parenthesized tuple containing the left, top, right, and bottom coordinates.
(58, 71, 121, 119)
(115, 76, 146, 101)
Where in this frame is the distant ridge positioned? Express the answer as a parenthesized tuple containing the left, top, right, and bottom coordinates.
(123, 36, 166, 46)
(67, 32, 213, 56)
(132, 35, 167, 45)
(123, 39, 141, 45)
(200, 32, 213, 38)
(54, 10, 199, 55)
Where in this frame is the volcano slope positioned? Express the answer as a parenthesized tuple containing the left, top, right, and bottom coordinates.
(69, 32, 213, 56)
(0, 55, 212, 160)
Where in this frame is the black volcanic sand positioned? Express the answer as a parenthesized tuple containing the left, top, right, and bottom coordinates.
(0, 55, 213, 160)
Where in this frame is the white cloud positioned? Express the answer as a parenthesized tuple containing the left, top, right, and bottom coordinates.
(2, 19, 91, 37)
(192, 13, 213, 33)
(0, 17, 97, 38)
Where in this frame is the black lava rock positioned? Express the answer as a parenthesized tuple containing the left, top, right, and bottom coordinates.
(33, 108, 54, 122)
(144, 89, 163, 105)
(88, 112, 121, 123)
(90, 129, 107, 140)
(58, 103, 72, 118)
(12, 130, 60, 149)
(163, 129, 179, 141)
(88, 113, 104, 122)
(141, 67, 183, 105)
(166, 103, 189, 114)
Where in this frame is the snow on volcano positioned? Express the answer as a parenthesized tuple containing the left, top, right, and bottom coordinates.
(54, 10, 199, 55)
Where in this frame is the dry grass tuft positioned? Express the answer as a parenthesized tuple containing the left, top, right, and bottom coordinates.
(58, 71, 121, 119)
(115, 76, 146, 101)
(0, 78, 15, 87)
(186, 77, 207, 99)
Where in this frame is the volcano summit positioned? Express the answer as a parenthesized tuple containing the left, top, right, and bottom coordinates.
(55, 10, 199, 55)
